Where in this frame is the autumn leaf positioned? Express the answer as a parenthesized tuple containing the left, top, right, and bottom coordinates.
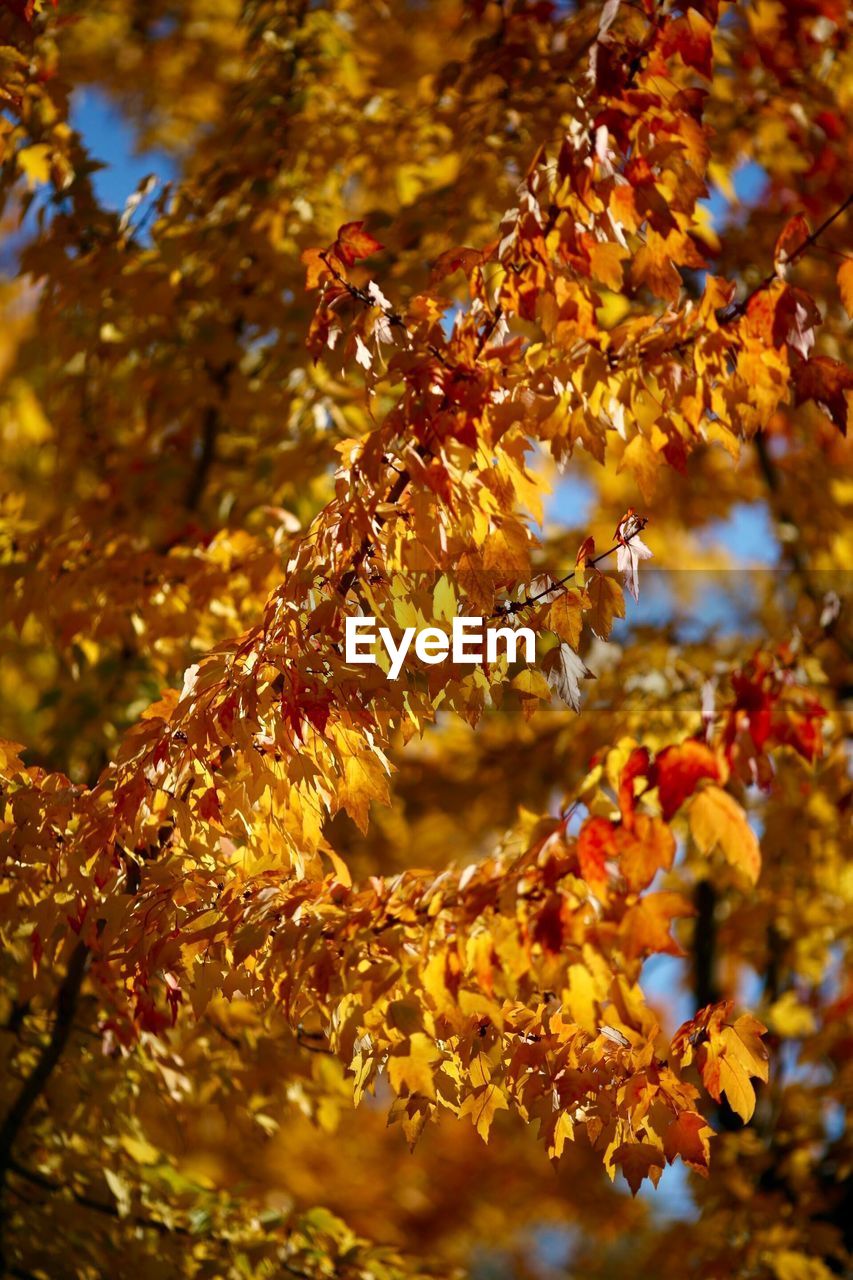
(546, 591, 584, 648)
(773, 214, 810, 276)
(838, 259, 853, 318)
(655, 741, 722, 820)
(794, 355, 853, 435)
(660, 9, 714, 79)
(541, 643, 593, 711)
(586, 571, 625, 639)
(18, 144, 51, 187)
(611, 1142, 665, 1195)
(587, 240, 628, 291)
(699, 1014, 769, 1122)
(617, 814, 676, 893)
(333, 221, 384, 267)
(616, 532, 652, 603)
(301, 247, 330, 291)
(662, 1110, 712, 1176)
(619, 892, 693, 960)
(459, 1084, 509, 1142)
(689, 786, 761, 883)
(340, 749, 391, 833)
(387, 1033, 438, 1100)
(577, 816, 616, 887)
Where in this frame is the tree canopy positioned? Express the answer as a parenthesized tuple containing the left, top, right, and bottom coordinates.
(0, 1, 850, 1278)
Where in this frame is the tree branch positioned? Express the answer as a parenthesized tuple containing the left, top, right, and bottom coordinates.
(0, 938, 90, 1262)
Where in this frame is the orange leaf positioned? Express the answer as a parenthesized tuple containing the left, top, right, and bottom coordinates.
(838, 259, 853, 317)
(699, 1013, 769, 1122)
(576, 535, 595, 566)
(619, 891, 693, 960)
(587, 240, 627, 291)
(301, 246, 330, 290)
(689, 786, 761, 883)
(617, 813, 676, 893)
(663, 1110, 712, 1175)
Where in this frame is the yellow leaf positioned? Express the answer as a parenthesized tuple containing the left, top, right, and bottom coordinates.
(701, 1012, 769, 1122)
(340, 750, 390, 833)
(459, 1084, 509, 1142)
(565, 962, 598, 1033)
(324, 846, 352, 888)
(18, 144, 51, 187)
(550, 1110, 575, 1160)
(511, 668, 551, 700)
(433, 574, 456, 621)
(767, 991, 817, 1039)
(387, 1033, 437, 1100)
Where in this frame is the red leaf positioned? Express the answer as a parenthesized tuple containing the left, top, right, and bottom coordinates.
(655, 740, 722, 820)
(333, 221, 383, 268)
(795, 355, 853, 435)
(577, 816, 616, 886)
(774, 214, 810, 273)
(198, 787, 221, 823)
(429, 247, 483, 285)
(576, 535, 595, 566)
(533, 894, 566, 954)
(619, 747, 651, 829)
(660, 10, 714, 80)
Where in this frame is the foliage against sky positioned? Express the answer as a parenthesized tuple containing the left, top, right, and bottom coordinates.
(0, 1, 851, 1277)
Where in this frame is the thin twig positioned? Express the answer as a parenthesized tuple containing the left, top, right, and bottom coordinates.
(493, 520, 648, 618)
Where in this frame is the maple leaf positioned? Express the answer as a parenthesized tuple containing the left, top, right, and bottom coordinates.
(655, 740, 722, 820)
(546, 591, 584, 648)
(541, 642, 593, 711)
(577, 816, 616, 887)
(340, 749, 391, 833)
(689, 786, 761, 883)
(794, 355, 853, 435)
(586, 571, 625, 639)
(698, 1013, 769, 1122)
(387, 1033, 437, 1100)
(773, 214, 810, 276)
(614, 512, 652, 602)
(619, 891, 693, 960)
(301, 247, 330, 291)
(838, 259, 853, 318)
(617, 813, 676, 892)
(618, 746, 652, 827)
(660, 10, 714, 79)
(459, 1084, 509, 1142)
(611, 1142, 665, 1195)
(662, 1110, 712, 1176)
(333, 221, 384, 268)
